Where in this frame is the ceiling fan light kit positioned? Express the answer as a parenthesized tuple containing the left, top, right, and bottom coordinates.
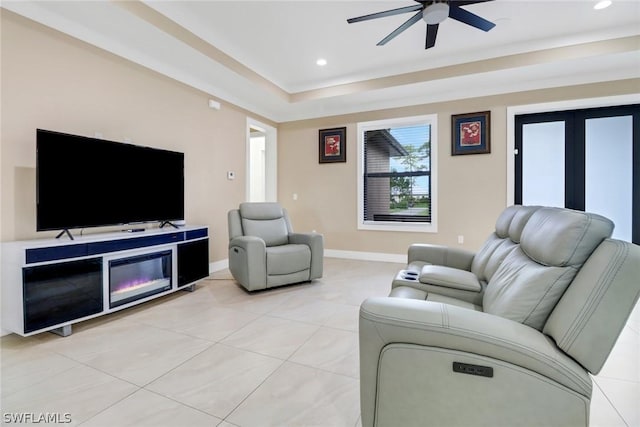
(347, 0, 496, 50)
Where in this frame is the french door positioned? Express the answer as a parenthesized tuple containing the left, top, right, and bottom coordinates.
(515, 104, 640, 244)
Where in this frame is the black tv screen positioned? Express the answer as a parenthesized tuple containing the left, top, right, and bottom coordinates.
(37, 129, 184, 231)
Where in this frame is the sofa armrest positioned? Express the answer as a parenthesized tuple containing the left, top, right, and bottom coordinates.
(228, 236, 267, 291)
(289, 232, 324, 279)
(408, 243, 474, 270)
(288, 232, 322, 247)
(419, 265, 482, 291)
(229, 235, 265, 252)
(359, 297, 591, 397)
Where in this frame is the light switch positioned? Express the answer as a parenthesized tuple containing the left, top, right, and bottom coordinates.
(227, 171, 235, 180)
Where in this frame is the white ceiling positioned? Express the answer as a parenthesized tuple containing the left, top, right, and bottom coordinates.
(3, 0, 640, 122)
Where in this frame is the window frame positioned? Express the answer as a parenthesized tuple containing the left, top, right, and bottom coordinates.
(357, 114, 438, 233)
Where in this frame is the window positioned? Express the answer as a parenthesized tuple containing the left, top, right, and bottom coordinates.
(357, 114, 437, 232)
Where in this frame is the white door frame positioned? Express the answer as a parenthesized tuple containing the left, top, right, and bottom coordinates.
(246, 117, 277, 202)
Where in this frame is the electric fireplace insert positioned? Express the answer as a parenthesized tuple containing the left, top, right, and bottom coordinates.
(109, 250, 172, 308)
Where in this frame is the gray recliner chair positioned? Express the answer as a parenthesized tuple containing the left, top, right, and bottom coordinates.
(360, 206, 640, 426)
(228, 202, 323, 291)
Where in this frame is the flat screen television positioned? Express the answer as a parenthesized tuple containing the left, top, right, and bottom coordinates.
(36, 129, 184, 233)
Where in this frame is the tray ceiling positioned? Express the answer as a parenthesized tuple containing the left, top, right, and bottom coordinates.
(3, 1, 639, 121)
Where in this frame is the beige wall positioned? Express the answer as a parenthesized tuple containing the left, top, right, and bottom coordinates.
(1, 11, 274, 262)
(278, 80, 639, 255)
(2, 10, 638, 263)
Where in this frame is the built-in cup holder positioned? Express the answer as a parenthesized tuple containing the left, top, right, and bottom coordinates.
(401, 271, 418, 281)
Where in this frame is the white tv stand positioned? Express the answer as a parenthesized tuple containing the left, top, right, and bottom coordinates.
(1, 225, 209, 337)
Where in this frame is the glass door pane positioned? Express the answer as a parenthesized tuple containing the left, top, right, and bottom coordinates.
(522, 121, 565, 207)
(585, 116, 633, 241)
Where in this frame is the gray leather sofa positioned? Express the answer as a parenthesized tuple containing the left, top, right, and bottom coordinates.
(228, 202, 323, 291)
(391, 204, 541, 306)
(360, 206, 640, 426)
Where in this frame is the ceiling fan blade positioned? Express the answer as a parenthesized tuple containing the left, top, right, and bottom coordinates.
(377, 11, 423, 46)
(426, 24, 439, 49)
(347, 4, 422, 24)
(449, 4, 496, 32)
(450, 0, 494, 6)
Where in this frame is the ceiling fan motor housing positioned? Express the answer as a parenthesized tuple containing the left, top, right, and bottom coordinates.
(423, 2, 450, 24)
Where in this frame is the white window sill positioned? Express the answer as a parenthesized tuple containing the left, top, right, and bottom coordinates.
(358, 221, 438, 233)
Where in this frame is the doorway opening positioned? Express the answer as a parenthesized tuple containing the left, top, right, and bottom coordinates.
(246, 118, 277, 202)
(249, 129, 266, 202)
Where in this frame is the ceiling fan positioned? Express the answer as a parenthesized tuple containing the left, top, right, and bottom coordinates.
(347, 0, 496, 50)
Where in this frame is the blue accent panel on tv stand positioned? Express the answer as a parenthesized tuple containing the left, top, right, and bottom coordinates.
(25, 228, 206, 264)
(186, 228, 208, 240)
(87, 233, 183, 255)
(25, 244, 88, 264)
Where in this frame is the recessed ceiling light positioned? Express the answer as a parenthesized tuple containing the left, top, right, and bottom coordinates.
(594, 1, 612, 10)
(316, 58, 327, 66)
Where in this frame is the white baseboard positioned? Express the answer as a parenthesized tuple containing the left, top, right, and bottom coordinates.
(209, 259, 228, 273)
(324, 249, 406, 264)
(210, 250, 406, 273)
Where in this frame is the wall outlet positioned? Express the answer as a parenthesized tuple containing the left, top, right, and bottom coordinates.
(457, 235, 464, 244)
(227, 171, 235, 180)
(293, 193, 298, 201)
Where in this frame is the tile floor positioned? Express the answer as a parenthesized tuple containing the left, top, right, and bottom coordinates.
(1, 258, 638, 426)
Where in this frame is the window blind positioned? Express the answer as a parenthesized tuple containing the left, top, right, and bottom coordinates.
(363, 125, 431, 223)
